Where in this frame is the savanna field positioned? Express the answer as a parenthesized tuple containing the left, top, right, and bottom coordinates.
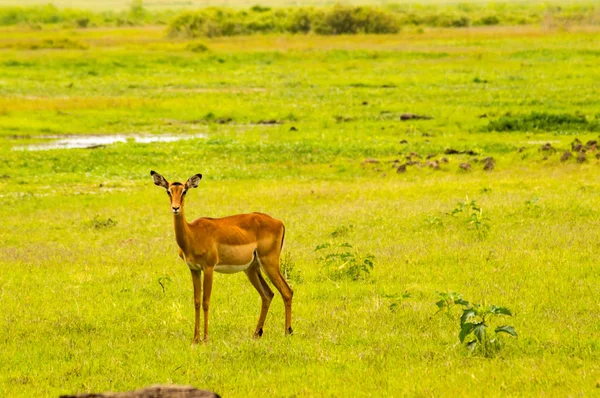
(0, 0, 599, 396)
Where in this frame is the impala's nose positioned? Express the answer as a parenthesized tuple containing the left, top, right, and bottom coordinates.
(172, 206, 180, 214)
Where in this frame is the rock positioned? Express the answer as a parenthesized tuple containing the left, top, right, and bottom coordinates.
(571, 138, 582, 151)
(396, 164, 407, 173)
(459, 162, 471, 171)
(577, 152, 586, 163)
(560, 151, 573, 162)
(483, 157, 495, 171)
(540, 143, 556, 153)
(400, 113, 433, 121)
(585, 140, 597, 150)
(60, 385, 220, 398)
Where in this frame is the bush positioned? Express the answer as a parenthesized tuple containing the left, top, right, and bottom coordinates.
(168, 5, 399, 38)
(186, 41, 209, 53)
(14, 38, 89, 50)
(316, 242, 375, 281)
(487, 112, 600, 132)
(316, 5, 400, 35)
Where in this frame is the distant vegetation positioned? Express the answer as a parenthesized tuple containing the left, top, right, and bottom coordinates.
(0, 2, 598, 35)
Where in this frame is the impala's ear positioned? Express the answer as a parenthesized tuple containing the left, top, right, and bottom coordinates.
(151, 170, 169, 189)
(186, 173, 203, 190)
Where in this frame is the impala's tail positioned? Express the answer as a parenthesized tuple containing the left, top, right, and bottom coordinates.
(280, 224, 286, 253)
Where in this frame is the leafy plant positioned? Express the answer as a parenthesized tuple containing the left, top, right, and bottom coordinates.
(86, 215, 117, 229)
(450, 197, 490, 237)
(435, 293, 518, 356)
(157, 274, 172, 294)
(424, 215, 443, 228)
(280, 252, 303, 284)
(524, 196, 541, 214)
(459, 303, 518, 356)
(383, 291, 411, 312)
(435, 291, 469, 316)
(315, 242, 374, 281)
(330, 224, 354, 238)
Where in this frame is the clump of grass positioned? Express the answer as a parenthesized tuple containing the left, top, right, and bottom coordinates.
(14, 38, 89, 50)
(330, 224, 354, 238)
(85, 215, 117, 229)
(315, 242, 374, 281)
(487, 112, 600, 133)
(186, 42, 209, 53)
(280, 252, 303, 284)
(449, 198, 490, 238)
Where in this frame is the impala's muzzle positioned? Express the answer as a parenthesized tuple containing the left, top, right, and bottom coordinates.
(172, 206, 181, 214)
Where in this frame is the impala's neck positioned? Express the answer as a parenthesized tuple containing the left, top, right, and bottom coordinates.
(173, 211, 191, 252)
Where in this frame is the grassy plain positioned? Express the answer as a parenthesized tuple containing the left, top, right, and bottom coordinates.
(3, 0, 593, 11)
(1, 17, 600, 398)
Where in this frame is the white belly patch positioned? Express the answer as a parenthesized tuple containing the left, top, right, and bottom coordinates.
(214, 262, 253, 274)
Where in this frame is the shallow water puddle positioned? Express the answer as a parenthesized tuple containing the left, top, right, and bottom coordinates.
(13, 133, 207, 151)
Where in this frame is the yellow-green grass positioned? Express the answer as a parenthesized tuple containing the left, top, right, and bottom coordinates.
(2, 0, 593, 11)
(1, 23, 600, 397)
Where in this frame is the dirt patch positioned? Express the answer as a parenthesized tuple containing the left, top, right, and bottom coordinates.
(400, 113, 433, 121)
(444, 148, 478, 156)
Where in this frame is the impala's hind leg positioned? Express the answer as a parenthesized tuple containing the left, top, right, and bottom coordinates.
(259, 255, 294, 335)
(245, 260, 274, 338)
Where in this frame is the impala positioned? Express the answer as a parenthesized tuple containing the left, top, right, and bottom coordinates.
(151, 171, 293, 343)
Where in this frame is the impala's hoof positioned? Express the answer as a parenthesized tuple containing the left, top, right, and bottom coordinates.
(253, 328, 264, 339)
(286, 327, 293, 335)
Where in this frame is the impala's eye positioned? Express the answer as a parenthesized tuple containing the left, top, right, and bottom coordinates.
(182, 190, 187, 196)
(166, 190, 171, 196)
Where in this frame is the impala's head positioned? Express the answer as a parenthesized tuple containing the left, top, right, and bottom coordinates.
(151, 171, 202, 215)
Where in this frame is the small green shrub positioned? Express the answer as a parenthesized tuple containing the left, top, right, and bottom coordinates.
(330, 224, 354, 238)
(383, 291, 411, 312)
(435, 291, 469, 316)
(316, 242, 374, 281)
(85, 215, 117, 229)
(459, 303, 518, 357)
(476, 15, 500, 26)
(436, 292, 518, 357)
(281, 252, 303, 284)
(314, 5, 400, 35)
(157, 274, 172, 294)
(186, 42, 209, 53)
(17, 38, 89, 50)
(449, 198, 490, 238)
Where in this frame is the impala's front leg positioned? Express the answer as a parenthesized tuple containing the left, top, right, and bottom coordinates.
(191, 270, 202, 344)
(202, 265, 214, 342)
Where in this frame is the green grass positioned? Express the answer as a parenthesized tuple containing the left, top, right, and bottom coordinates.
(1, 18, 600, 397)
